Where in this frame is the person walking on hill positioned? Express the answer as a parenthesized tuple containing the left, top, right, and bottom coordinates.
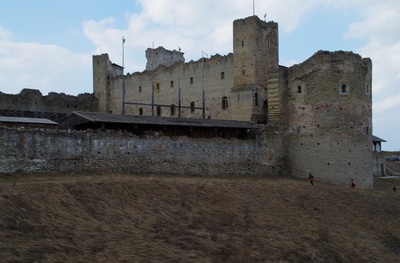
(308, 173, 314, 186)
(351, 179, 356, 189)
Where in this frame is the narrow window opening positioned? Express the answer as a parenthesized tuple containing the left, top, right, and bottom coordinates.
(170, 81, 174, 88)
(366, 126, 369, 135)
(242, 70, 245, 76)
(139, 108, 143, 116)
(190, 77, 193, 84)
(254, 92, 258, 106)
(170, 104, 176, 116)
(156, 83, 160, 90)
(157, 106, 161, 116)
(139, 86, 142, 93)
(221, 72, 225, 80)
(297, 85, 302, 94)
(190, 101, 195, 113)
(241, 40, 244, 46)
(222, 96, 228, 110)
(340, 83, 349, 94)
(365, 84, 370, 94)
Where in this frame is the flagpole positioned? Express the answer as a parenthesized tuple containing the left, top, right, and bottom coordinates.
(122, 36, 126, 115)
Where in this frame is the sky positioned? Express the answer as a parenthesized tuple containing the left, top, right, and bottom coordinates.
(0, 0, 399, 151)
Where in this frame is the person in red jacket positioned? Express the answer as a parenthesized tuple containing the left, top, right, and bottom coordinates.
(351, 179, 356, 189)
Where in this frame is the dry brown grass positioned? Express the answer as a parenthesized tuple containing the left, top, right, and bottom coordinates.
(0, 174, 399, 262)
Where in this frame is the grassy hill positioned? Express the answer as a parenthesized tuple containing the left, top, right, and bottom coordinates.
(0, 174, 399, 263)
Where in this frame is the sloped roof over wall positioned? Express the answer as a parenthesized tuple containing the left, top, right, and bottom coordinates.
(372, 135, 387, 142)
(61, 111, 258, 129)
(0, 116, 58, 125)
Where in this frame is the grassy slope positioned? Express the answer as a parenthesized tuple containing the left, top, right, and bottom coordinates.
(0, 175, 399, 263)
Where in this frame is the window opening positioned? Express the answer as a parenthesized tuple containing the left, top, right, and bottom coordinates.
(190, 77, 193, 84)
(170, 104, 176, 116)
(139, 86, 142, 93)
(297, 85, 302, 94)
(190, 101, 195, 113)
(170, 81, 174, 88)
(139, 108, 143, 116)
(221, 72, 225, 80)
(156, 83, 160, 90)
(157, 106, 161, 116)
(340, 83, 349, 94)
(255, 92, 258, 106)
(222, 96, 228, 110)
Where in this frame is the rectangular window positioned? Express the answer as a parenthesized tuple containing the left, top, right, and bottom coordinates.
(365, 84, 370, 94)
(221, 72, 225, 80)
(190, 102, 195, 112)
(340, 83, 349, 94)
(157, 106, 161, 116)
(222, 96, 228, 109)
(170, 105, 176, 116)
(190, 77, 193, 84)
(170, 81, 174, 88)
(139, 108, 143, 116)
(297, 85, 302, 94)
(139, 86, 142, 93)
(156, 83, 160, 90)
(242, 70, 245, 76)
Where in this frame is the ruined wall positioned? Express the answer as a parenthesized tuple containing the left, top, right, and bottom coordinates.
(285, 51, 373, 188)
(0, 127, 282, 177)
(145, 47, 185, 71)
(0, 89, 98, 119)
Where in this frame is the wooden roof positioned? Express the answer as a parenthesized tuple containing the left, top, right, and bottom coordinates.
(0, 116, 58, 125)
(63, 111, 258, 129)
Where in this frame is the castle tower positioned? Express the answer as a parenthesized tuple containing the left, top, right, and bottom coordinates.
(230, 16, 280, 124)
(93, 54, 123, 113)
(286, 51, 373, 188)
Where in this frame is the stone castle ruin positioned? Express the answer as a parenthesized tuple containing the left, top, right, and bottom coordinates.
(0, 15, 384, 188)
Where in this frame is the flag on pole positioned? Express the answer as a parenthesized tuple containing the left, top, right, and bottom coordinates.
(122, 37, 126, 44)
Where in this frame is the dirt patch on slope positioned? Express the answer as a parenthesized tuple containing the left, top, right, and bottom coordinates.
(0, 175, 399, 262)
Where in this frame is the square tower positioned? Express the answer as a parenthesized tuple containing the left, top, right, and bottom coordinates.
(231, 16, 280, 123)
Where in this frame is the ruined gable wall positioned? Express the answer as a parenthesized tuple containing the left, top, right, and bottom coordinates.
(109, 54, 234, 119)
(145, 47, 185, 71)
(285, 51, 373, 188)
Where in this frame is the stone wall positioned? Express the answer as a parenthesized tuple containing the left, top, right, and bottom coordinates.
(0, 89, 98, 119)
(109, 54, 234, 119)
(0, 127, 281, 177)
(285, 51, 373, 188)
(145, 47, 185, 71)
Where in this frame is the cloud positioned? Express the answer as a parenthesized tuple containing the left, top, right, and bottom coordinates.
(0, 40, 91, 95)
(0, 25, 12, 40)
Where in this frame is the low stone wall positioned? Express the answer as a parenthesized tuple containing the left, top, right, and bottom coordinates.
(0, 127, 277, 177)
